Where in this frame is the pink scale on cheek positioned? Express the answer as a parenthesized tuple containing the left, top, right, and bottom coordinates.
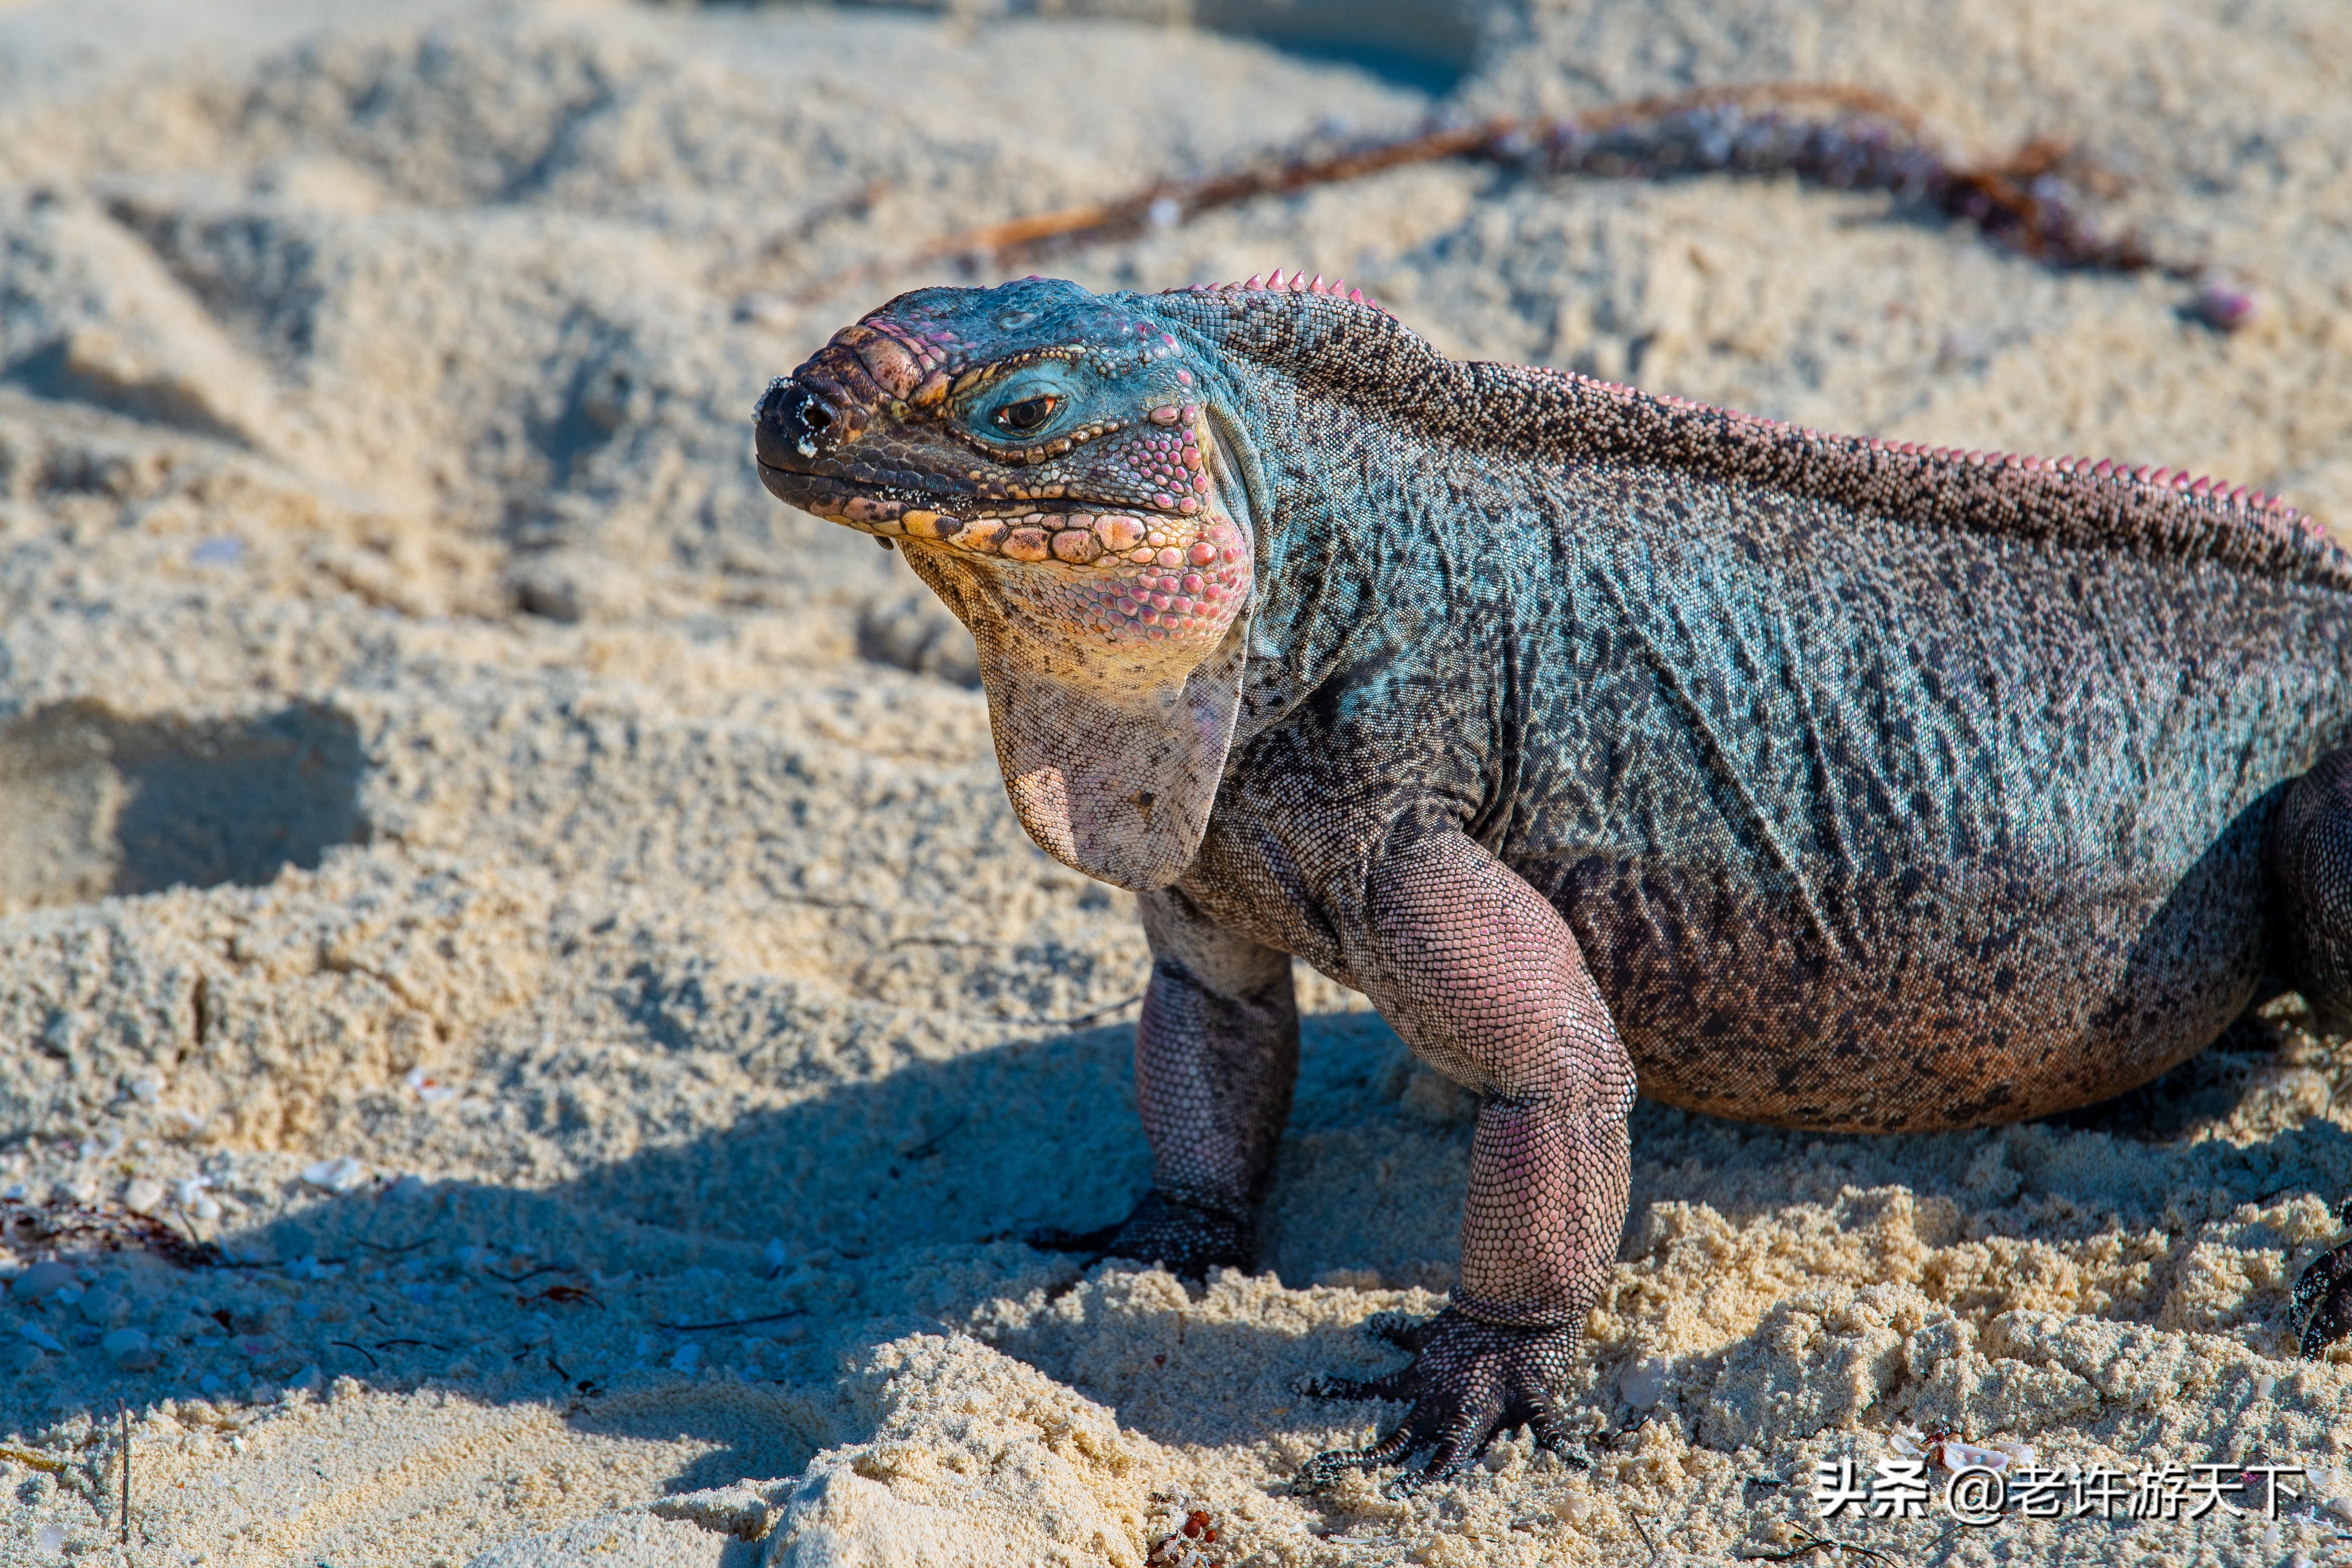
(1157, 547, 1183, 568)
(1188, 542, 1217, 566)
(1182, 573, 1203, 594)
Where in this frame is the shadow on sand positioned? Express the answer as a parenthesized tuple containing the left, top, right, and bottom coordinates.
(0, 699, 366, 914)
(12, 993, 2352, 1503)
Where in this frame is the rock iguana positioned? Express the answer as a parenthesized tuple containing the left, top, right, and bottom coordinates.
(752, 272, 2352, 1480)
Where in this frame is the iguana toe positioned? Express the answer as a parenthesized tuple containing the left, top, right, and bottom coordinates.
(1027, 1190, 1252, 1281)
(1296, 1308, 1580, 1487)
(2294, 1218, 2352, 1357)
(1358, 1310, 1440, 1354)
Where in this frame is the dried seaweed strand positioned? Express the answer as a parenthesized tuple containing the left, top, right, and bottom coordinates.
(921, 83, 2169, 278)
(0, 1442, 70, 1476)
(1, 1195, 225, 1270)
(1742, 1526, 1899, 1564)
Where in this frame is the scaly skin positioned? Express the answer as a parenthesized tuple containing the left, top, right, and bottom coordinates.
(754, 272, 2352, 1481)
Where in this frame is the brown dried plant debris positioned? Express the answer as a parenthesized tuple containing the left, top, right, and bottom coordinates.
(919, 84, 2169, 280)
(0, 1194, 224, 1271)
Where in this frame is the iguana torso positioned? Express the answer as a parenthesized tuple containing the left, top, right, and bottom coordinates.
(1163, 294, 2352, 1130)
(754, 273, 2352, 1477)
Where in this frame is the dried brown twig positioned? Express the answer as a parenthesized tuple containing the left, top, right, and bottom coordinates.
(118, 1402, 131, 1547)
(914, 83, 2168, 279)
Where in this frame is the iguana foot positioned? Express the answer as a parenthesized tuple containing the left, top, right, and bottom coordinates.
(1294, 1307, 1580, 1487)
(1027, 1190, 1252, 1281)
(2293, 1204, 2352, 1356)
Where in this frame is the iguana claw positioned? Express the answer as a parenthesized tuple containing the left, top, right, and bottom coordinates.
(1294, 1307, 1582, 1487)
(2292, 1204, 2352, 1357)
(1027, 1190, 1252, 1281)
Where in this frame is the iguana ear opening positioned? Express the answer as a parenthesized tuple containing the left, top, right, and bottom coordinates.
(903, 523, 1252, 892)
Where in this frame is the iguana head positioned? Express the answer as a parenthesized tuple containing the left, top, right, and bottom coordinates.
(753, 277, 1256, 891)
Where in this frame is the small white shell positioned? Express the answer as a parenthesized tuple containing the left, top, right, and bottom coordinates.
(301, 1156, 367, 1193)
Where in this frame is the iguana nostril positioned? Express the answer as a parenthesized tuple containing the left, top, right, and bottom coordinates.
(754, 379, 838, 465)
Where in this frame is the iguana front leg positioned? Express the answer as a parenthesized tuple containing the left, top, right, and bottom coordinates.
(1033, 888, 1299, 1276)
(1304, 828, 1635, 1482)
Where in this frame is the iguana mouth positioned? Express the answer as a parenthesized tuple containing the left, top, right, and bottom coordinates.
(757, 454, 1216, 567)
(750, 458, 947, 523)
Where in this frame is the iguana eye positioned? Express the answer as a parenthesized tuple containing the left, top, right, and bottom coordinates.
(992, 396, 1061, 435)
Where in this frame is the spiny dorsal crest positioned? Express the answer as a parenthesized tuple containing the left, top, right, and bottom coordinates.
(1179, 267, 1389, 314)
(1155, 275, 2344, 592)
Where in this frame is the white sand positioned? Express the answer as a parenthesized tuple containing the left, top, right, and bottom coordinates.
(2, 0, 2351, 1562)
